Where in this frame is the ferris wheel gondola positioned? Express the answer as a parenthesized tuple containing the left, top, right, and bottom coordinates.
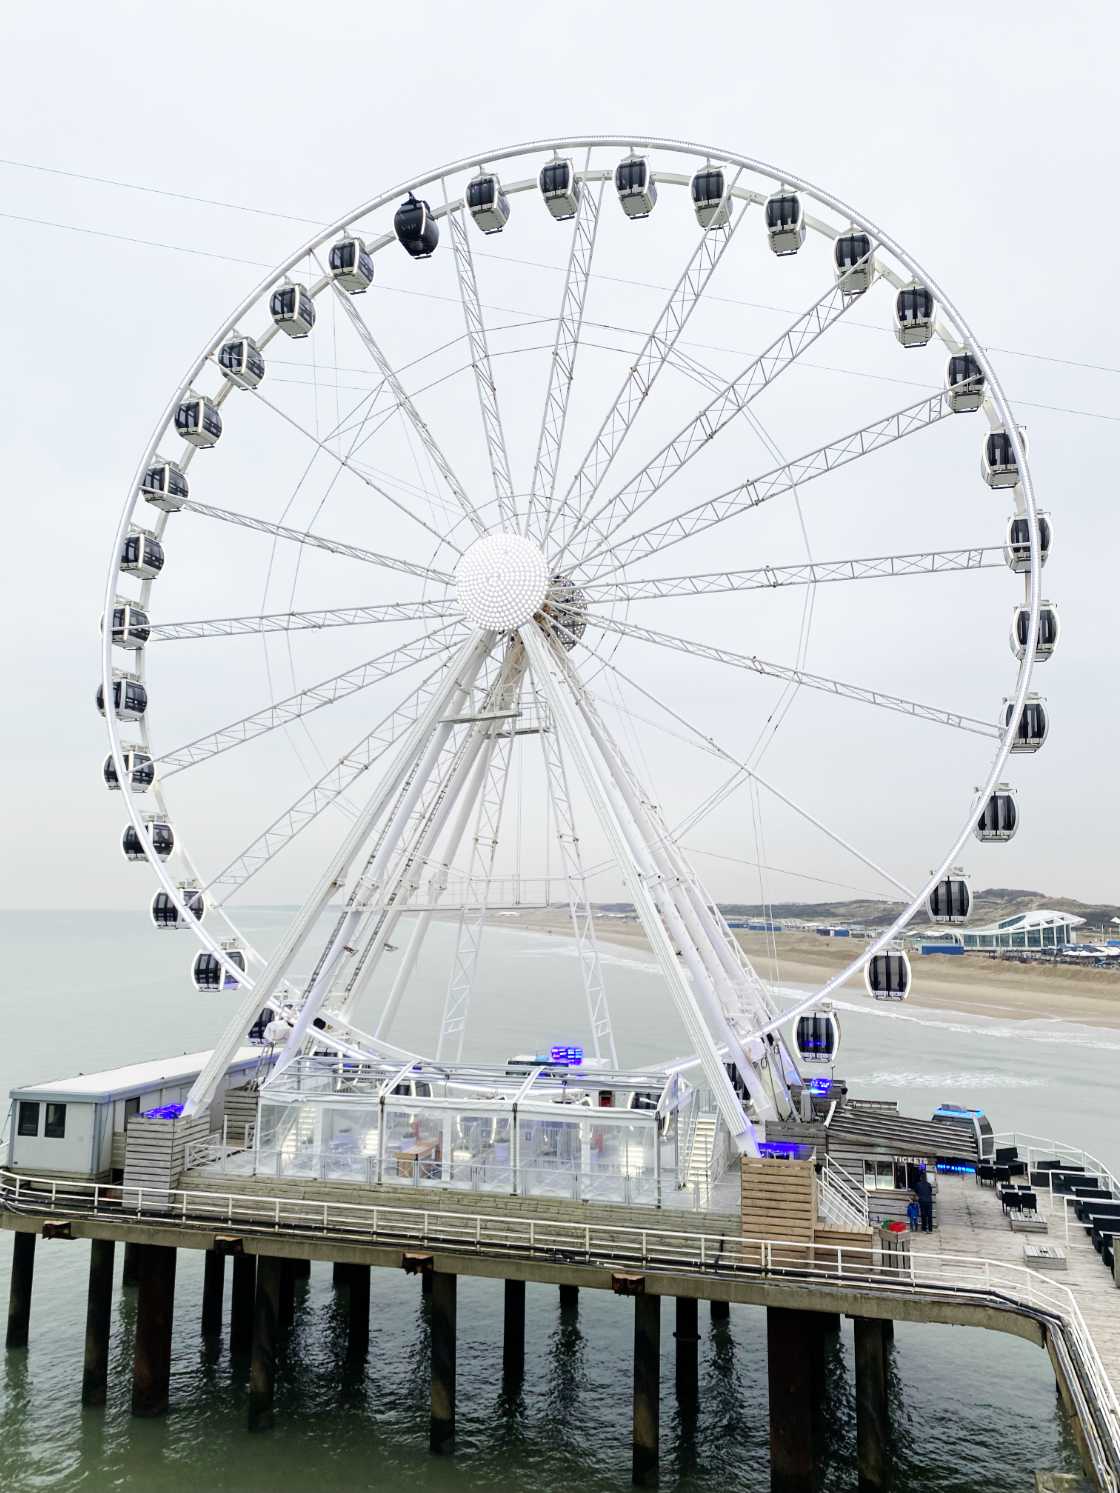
(102, 136, 1049, 1151)
(152, 884, 205, 930)
(794, 1007, 840, 1064)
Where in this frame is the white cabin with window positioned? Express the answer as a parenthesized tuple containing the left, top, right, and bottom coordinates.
(5, 1048, 263, 1181)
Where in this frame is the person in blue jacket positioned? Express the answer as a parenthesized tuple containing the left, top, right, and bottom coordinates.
(906, 1195, 921, 1231)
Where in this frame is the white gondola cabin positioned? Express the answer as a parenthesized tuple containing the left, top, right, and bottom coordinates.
(690, 165, 731, 229)
(141, 458, 188, 513)
(927, 871, 972, 924)
(1011, 601, 1060, 661)
(894, 283, 935, 347)
(946, 353, 985, 413)
(394, 195, 439, 257)
(151, 883, 205, 929)
(795, 1008, 840, 1064)
(982, 428, 1026, 488)
(109, 601, 149, 650)
(615, 155, 657, 219)
(1004, 512, 1051, 574)
(96, 674, 147, 723)
(120, 528, 164, 580)
(834, 231, 874, 293)
(467, 173, 511, 233)
(175, 392, 222, 448)
(328, 235, 375, 292)
(764, 191, 804, 255)
(192, 940, 246, 992)
(122, 816, 174, 862)
(102, 746, 155, 793)
(539, 159, 581, 221)
(1004, 694, 1048, 753)
(217, 334, 265, 390)
(270, 282, 316, 338)
(976, 785, 1018, 842)
(866, 948, 911, 1001)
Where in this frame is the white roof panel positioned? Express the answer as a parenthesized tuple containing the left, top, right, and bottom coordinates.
(11, 1047, 262, 1102)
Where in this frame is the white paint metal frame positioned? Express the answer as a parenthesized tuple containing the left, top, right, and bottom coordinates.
(100, 137, 1043, 1142)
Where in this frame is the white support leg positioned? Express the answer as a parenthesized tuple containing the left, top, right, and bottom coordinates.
(265, 635, 496, 1081)
(536, 688, 617, 1066)
(520, 624, 759, 1154)
(181, 631, 494, 1117)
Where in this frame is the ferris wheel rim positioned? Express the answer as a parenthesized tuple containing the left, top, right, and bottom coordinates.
(100, 133, 1044, 1049)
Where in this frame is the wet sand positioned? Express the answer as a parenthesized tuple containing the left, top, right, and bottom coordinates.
(495, 910, 1120, 1030)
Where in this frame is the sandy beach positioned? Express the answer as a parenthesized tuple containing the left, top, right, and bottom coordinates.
(495, 909, 1120, 1030)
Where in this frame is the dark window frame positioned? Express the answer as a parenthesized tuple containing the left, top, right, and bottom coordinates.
(17, 1101, 39, 1137)
(44, 1103, 66, 1139)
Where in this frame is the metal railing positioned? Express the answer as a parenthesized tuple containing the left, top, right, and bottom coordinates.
(1, 1157, 1117, 1489)
(818, 1155, 870, 1230)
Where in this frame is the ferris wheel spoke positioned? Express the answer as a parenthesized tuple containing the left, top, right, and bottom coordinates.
(328, 282, 487, 537)
(559, 248, 878, 572)
(205, 654, 468, 899)
(176, 498, 453, 587)
(542, 176, 747, 555)
(147, 597, 460, 642)
(246, 386, 462, 553)
(576, 630, 914, 900)
(583, 389, 955, 578)
(590, 613, 1000, 738)
(580, 545, 1004, 605)
(443, 191, 517, 530)
(157, 622, 465, 775)
(524, 162, 604, 546)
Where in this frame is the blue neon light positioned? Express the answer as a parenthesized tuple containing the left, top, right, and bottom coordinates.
(809, 1077, 833, 1096)
(549, 1045, 584, 1066)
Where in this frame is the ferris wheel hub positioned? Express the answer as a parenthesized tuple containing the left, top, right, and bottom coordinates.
(455, 531, 549, 630)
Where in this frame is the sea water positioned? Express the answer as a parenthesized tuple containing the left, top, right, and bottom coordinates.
(1, 910, 1105, 1491)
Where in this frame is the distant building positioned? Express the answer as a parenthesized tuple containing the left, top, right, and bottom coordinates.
(931, 909, 1085, 951)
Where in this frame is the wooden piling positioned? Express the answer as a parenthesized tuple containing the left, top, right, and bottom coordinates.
(503, 1279, 526, 1389)
(5, 1233, 35, 1349)
(81, 1238, 116, 1407)
(131, 1245, 177, 1417)
(767, 1306, 815, 1493)
(348, 1263, 370, 1355)
(632, 1292, 661, 1488)
(674, 1295, 699, 1407)
(710, 1298, 730, 1323)
(854, 1316, 891, 1492)
(230, 1254, 256, 1356)
(121, 1241, 140, 1288)
(248, 1256, 283, 1432)
(559, 1283, 579, 1312)
(201, 1250, 225, 1337)
(430, 1271, 457, 1455)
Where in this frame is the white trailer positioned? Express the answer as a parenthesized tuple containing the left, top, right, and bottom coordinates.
(5, 1047, 263, 1181)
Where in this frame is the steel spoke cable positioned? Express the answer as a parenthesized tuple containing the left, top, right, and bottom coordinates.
(558, 245, 877, 571)
(580, 389, 958, 579)
(156, 622, 463, 775)
(575, 629, 914, 900)
(586, 611, 999, 740)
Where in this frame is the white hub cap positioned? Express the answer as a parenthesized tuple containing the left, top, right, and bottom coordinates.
(455, 532, 549, 630)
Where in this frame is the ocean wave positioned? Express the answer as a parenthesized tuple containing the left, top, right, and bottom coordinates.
(842, 1070, 1042, 1090)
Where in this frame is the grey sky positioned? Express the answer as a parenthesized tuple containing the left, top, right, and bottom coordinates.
(2, 0, 1114, 915)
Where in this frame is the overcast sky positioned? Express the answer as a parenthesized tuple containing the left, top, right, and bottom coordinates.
(2, 0, 1114, 917)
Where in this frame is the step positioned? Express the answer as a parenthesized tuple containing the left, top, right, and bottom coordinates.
(1023, 1245, 1066, 1270)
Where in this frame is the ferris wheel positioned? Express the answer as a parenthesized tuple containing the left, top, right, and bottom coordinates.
(100, 136, 1051, 1152)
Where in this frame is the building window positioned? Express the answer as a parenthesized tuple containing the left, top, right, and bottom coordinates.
(44, 1103, 66, 1139)
(17, 1102, 39, 1137)
(124, 1097, 140, 1124)
(863, 1160, 896, 1191)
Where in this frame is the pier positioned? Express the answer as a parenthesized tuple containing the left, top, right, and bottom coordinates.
(4, 1123, 1120, 1489)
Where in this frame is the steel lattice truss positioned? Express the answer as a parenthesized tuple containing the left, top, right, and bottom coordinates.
(100, 137, 1046, 1158)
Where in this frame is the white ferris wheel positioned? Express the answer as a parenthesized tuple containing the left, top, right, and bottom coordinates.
(100, 135, 1051, 1152)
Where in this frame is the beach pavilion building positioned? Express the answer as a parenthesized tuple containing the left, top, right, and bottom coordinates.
(939, 909, 1085, 952)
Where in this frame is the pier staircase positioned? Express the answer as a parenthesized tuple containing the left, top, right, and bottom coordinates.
(681, 1115, 717, 1206)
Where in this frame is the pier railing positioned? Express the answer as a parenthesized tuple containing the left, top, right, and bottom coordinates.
(1, 1161, 1117, 1486)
